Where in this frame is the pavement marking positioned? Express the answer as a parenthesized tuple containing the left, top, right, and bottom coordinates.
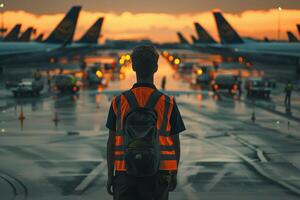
(229, 132, 300, 172)
(74, 161, 107, 194)
(0, 172, 28, 200)
(182, 184, 198, 200)
(223, 94, 300, 125)
(256, 149, 268, 163)
(204, 167, 229, 192)
(179, 137, 211, 199)
(227, 133, 268, 162)
(204, 138, 300, 196)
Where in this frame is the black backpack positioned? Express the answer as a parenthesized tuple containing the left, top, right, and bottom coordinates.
(122, 89, 163, 177)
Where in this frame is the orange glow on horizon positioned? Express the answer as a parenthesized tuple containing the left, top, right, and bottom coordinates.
(2, 9, 300, 42)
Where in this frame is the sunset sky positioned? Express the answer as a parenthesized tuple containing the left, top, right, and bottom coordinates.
(1, 0, 300, 42)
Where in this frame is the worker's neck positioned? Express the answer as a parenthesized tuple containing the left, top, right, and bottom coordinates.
(136, 76, 154, 84)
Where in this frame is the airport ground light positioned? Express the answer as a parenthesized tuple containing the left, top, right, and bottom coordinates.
(161, 51, 181, 68)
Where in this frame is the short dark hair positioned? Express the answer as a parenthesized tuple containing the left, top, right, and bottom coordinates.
(131, 45, 159, 78)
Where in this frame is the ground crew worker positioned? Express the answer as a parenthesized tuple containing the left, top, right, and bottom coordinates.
(106, 45, 185, 200)
(161, 76, 167, 90)
(46, 70, 52, 90)
(284, 81, 294, 108)
(237, 76, 242, 97)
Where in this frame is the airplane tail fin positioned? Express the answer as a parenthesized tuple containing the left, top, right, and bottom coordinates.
(213, 11, 244, 44)
(19, 27, 34, 42)
(176, 32, 189, 44)
(287, 31, 299, 42)
(44, 6, 81, 44)
(191, 35, 198, 44)
(35, 33, 44, 42)
(77, 17, 104, 44)
(194, 22, 216, 44)
(3, 24, 22, 41)
(297, 24, 300, 36)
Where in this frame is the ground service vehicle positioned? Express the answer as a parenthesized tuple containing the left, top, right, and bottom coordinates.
(212, 74, 238, 95)
(245, 77, 272, 99)
(191, 65, 214, 87)
(11, 79, 44, 97)
(86, 66, 107, 86)
(52, 75, 79, 94)
(178, 62, 198, 73)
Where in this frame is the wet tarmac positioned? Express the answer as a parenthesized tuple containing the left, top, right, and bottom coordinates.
(0, 54, 300, 200)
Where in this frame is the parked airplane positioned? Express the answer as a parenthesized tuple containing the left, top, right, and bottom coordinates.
(287, 31, 299, 43)
(0, 6, 81, 67)
(211, 11, 300, 65)
(2, 24, 21, 42)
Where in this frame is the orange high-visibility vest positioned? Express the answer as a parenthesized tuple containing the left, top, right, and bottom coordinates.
(111, 87, 177, 171)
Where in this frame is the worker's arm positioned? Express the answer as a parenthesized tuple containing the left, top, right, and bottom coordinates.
(106, 129, 115, 195)
(167, 98, 185, 191)
(172, 134, 181, 167)
(170, 99, 183, 166)
(168, 133, 180, 192)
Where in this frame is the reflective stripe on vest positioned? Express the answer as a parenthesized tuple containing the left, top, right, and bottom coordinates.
(113, 88, 176, 171)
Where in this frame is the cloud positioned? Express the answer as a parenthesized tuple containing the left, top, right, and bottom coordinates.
(3, 9, 300, 42)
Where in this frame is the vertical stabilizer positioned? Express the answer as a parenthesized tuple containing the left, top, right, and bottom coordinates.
(287, 31, 299, 42)
(213, 12, 244, 44)
(194, 22, 216, 44)
(44, 6, 81, 44)
(3, 24, 21, 41)
(77, 17, 104, 44)
(176, 32, 189, 44)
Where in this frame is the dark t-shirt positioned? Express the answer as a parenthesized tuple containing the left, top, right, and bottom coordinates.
(105, 83, 186, 135)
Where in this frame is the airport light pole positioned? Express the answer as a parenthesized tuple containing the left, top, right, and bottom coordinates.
(0, 3, 5, 38)
(277, 6, 282, 41)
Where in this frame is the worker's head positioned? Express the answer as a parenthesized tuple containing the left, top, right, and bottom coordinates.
(131, 45, 159, 80)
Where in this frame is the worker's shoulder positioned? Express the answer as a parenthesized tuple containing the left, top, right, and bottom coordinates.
(111, 94, 121, 104)
(158, 90, 174, 104)
(114, 89, 132, 101)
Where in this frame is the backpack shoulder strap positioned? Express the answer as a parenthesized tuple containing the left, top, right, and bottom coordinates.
(160, 95, 171, 135)
(123, 90, 139, 109)
(145, 90, 163, 109)
(115, 95, 122, 132)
